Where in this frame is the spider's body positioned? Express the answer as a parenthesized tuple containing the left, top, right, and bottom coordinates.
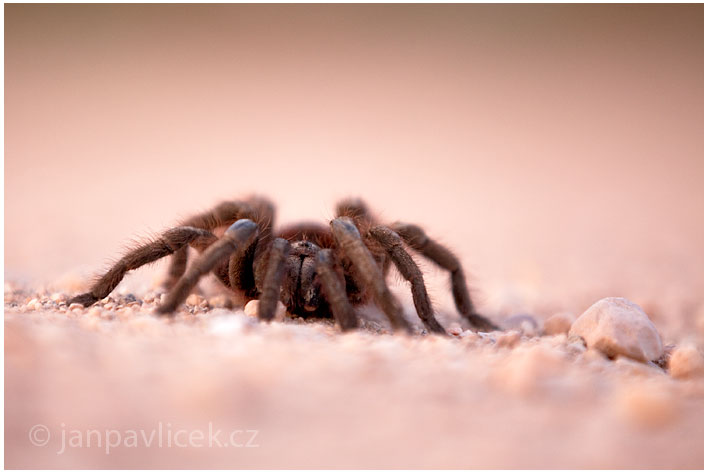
(69, 197, 498, 333)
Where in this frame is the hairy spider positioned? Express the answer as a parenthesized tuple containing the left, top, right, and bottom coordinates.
(68, 196, 498, 333)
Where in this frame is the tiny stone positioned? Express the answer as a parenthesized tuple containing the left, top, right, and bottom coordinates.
(543, 312, 573, 335)
(104, 302, 115, 310)
(244, 300, 287, 320)
(448, 325, 463, 336)
(496, 330, 521, 348)
(208, 295, 233, 309)
(50, 293, 66, 302)
(186, 294, 202, 307)
(503, 314, 539, 337)
(68, 303, 83, 311)
(668, 345, 704, 379)
(244, 300, 259, 317)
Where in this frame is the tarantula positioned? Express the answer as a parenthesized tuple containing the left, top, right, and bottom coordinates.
(69, 196, 498, 334)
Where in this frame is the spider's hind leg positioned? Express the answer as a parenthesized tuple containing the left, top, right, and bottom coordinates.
(335, 198, 373, 222)
(391, 223, 499, 332)
(368, 226, 446, 334)
(69, 226, 217, 307)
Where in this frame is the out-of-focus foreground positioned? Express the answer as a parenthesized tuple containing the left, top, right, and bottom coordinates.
(5, 4, 703, 469)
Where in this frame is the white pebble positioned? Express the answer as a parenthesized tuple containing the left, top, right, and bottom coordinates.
(569, 297, 662, 362)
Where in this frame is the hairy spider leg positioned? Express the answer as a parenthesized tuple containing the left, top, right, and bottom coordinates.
(391, 223, 499, 331)
(330, 217, 413, 334)
(68, 226, 217, 307)
(368, 226, 447, 334)
(157, 219, 259, 314)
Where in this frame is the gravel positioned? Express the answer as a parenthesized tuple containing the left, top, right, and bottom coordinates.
(4, 283, 703, 469)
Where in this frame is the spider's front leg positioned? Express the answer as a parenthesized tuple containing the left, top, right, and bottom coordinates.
(315, 249, 359, 331)
(330, 217, 413, 334)
(156, 219, 259, 315)
(255, 238, 291, 322)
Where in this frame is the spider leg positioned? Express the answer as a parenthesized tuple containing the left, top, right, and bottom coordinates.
(335, 197, 373, 222)
(315, 249, 359, 331)
(330, 217, 412, 334)
(166, 197, 275, 289)
(157, 219, 259, 315)
(368, 226, 446, 334)
(68, 226, 217, 307)
(256, 238, 291, 321)
(391, 223, 499, 331)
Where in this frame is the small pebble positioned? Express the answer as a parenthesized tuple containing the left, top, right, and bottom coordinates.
(27, 298, 40, 310)
(543, 312, 573, 335)
(503, 314, 539, 337)
(68, 303, 83, 311)
(208, 295, 233, 309)
(244, 299, 286, 320)
(448, 325, 463, 336)
(50, 293, 66, 303)
(668, 345, 703, 379)
(496, 330, 521, 348)
(186, 294, 203, 307)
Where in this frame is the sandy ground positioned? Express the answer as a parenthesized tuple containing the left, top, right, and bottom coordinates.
(4, 271, 704, 469)
(5, 4, 703, 469)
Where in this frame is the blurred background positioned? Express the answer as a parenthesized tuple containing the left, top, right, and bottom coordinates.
(4, 4, 704, 468)
(6, 5, 702, 327)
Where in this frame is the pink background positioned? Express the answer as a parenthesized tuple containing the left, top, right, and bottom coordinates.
(5, 4, 703, 328)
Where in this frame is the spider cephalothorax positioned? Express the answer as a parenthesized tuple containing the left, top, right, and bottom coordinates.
(69, 196, 498, 333)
